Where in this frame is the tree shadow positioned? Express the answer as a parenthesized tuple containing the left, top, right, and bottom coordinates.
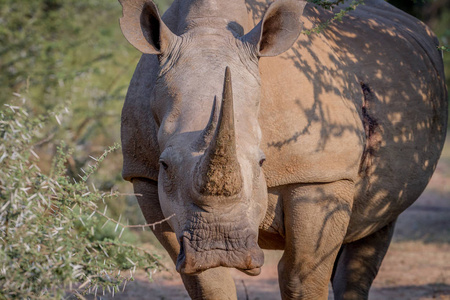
(394, 198, 450, 244)
(370, 283, 450, 299)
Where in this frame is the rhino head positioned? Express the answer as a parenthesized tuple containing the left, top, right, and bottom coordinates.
(119, 0, 306, 275)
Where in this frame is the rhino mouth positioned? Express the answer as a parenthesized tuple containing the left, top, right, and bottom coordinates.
(175, 223, 264, 276)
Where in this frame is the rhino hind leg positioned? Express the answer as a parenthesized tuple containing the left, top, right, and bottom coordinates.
(277, 180, 354, 299)
(132, 179, 237, 300)
(331, 220, 396, 300)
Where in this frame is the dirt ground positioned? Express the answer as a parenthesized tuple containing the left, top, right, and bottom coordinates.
(106, 138, 450, 300)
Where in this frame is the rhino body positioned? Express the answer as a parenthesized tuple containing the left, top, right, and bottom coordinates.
(119, 0, 447, 298)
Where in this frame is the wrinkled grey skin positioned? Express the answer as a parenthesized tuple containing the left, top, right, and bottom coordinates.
(119, 0, 448, 299)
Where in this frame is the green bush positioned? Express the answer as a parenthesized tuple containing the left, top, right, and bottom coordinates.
(0, 100, 162, 299)
(0, 0, 174, 230)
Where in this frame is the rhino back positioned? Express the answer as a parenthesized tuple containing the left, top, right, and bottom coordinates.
(259, 4, 366, 188)
(329, 0, 447, 241)
(258, 0, 447, 241)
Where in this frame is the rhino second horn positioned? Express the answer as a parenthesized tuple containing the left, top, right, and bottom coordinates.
(195, 67, 243, 197)
(193, 97, 219, 151)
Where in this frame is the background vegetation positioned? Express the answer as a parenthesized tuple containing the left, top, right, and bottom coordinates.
(0, 103, 162, 299)
(0, 0, 173, 227)
(0, 0, 448, 298)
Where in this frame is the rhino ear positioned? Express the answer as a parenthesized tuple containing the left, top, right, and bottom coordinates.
(119, 0, 177, 54)
(242, 0, 306, 57)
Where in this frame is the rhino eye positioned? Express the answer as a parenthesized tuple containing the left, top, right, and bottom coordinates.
(159, 160, 169, 170)
(259, 158, 266, 167)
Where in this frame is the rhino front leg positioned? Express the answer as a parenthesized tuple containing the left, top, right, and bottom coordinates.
(278, 180, 354, 300)
(331, 220, 396, 300)
(133, 178, 237, 300)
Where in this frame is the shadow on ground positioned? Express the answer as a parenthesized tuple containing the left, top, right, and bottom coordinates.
(370, 284, 450, 300)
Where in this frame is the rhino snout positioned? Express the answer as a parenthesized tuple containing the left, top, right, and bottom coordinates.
(175, 223, 264, 275)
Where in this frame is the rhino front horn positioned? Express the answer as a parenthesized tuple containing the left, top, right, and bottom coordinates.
(195, 67, 243, 197)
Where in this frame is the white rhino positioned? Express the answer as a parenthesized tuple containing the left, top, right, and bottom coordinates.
(118, 0, 448, 298)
